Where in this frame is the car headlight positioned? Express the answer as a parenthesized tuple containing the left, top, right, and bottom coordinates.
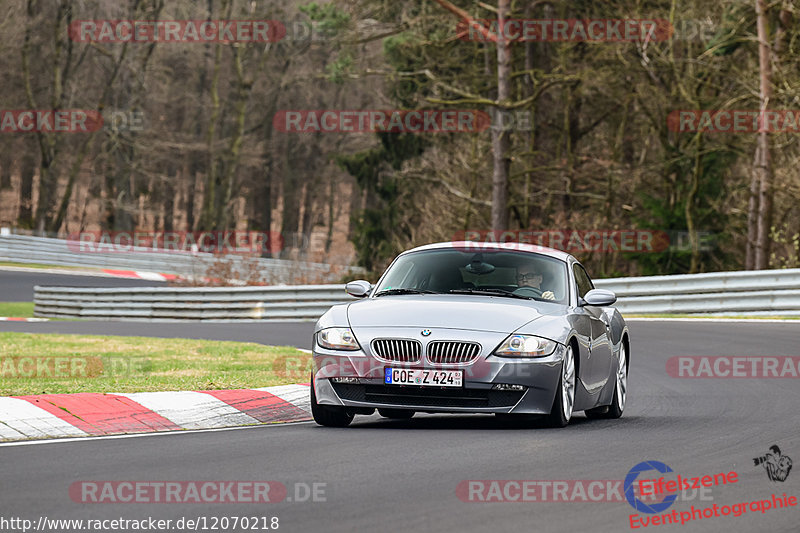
(317, 328, 360, 351)
(494, 335, 557, 357)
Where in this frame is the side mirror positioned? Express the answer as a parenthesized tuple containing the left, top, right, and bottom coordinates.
(345, 280, 372, 298)
(582, 288, 617, 307)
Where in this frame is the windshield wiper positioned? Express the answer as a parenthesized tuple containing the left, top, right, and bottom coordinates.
(374, 288, 439, 297)
(448, 288, 533, 300)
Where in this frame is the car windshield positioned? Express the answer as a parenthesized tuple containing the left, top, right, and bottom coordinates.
(374, 248, 569, 304)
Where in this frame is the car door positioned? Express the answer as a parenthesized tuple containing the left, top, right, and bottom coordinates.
(573, 263, 613, 393)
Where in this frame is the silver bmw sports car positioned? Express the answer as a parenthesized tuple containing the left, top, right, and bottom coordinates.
(310, 241, 629, 428)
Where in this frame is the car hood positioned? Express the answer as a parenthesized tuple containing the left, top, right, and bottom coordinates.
(346, 294, 560, 333)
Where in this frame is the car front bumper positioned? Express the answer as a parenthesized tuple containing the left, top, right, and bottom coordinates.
(312, 342, 566, 415)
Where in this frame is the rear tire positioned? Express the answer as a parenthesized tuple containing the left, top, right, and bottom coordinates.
(378, 408, 414, 419)
(311, 376, 354, 427)
(542, 344, 575, 428)
(585, 342, 627, 420)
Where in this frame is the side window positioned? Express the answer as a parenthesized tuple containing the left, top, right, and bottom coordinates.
(573, 264, 594, 299)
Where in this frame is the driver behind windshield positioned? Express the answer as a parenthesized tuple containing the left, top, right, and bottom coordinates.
(516, 264, 555, 300)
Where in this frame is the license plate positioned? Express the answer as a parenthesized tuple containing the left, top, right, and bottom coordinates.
(384, 367, 463, 387)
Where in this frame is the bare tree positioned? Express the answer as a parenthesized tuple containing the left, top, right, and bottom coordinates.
(748, 0, 773, 269)
(490, 0, 511, 231)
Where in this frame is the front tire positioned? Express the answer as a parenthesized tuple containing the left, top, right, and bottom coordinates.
(542, 344, 576, 428)
(586, 342, 627, 419)
(311, 376, 354, 427)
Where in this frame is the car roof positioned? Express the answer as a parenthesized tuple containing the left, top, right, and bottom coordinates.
(404, 241, 574, 263)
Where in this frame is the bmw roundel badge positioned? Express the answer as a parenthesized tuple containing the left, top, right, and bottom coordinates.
(421, 329, 432, 337)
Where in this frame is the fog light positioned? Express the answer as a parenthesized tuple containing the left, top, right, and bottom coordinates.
(492, 383, 524, 391)
(331, 377, 360, 384)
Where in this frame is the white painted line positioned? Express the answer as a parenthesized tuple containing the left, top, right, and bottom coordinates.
(114, 391, 260, 429)
(255, 384, 311, 413)
(0, 397, 87, 439)
(0, 420, 315, 447)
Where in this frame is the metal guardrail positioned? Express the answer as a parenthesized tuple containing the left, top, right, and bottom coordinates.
(34, 285, 354, 321)
(0, 233, 360, 284)
(593, 269, 800, 315)
(31, 268, 800, 320)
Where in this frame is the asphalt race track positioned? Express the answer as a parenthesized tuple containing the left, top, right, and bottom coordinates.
(0, 270, 166, 302)
(0, 320, 798, 533)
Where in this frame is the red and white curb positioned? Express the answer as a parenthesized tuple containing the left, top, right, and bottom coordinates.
(0, 384, 310, 441)
(101, 269, 228, 285)
(0, 264, 176, 281)
(0, 317, 49, 322)
(100, 269, 178, 282)
(0, 264, 231, 285)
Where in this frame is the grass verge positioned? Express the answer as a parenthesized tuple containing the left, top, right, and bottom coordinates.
(0, 332, 312, 396)
(0, 302, 35, 318)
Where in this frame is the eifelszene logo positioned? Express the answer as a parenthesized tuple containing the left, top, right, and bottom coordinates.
(625, 461, 678, 514)
(753, 445, 793, 482)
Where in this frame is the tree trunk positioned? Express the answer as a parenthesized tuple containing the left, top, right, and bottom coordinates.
(491, 0, 511, 231)
(216, 43, 250, 230)
(49, 135, 94, 233)
(33, 157, 54, 235)
(186, 153, 202, 231)
(199, 39, 224, 230)
(745, 167, 759, 269)
(348, 178, 362, 240)
(300, 183, 316, 259)
(111, 147, 135, 231)
(0, 149, 11, 190)
(753, 0, 773, 269)
(17, 152, 36, 229)
(325, 173, 335, 253)
(522, 2, 536, 227)
(686, 138, 703, 273)
(163, 167, 176, 232)
(280, 143, 302, 258)
(251, 162, 272, 257)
